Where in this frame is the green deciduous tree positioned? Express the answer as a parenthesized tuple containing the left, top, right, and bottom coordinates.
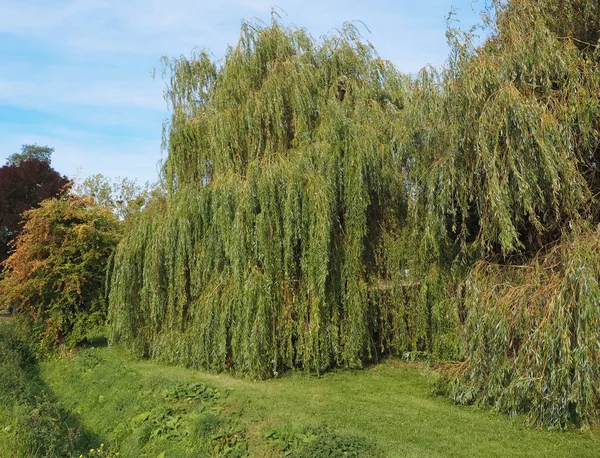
(74, 174, 153, 221)
(430, 0, 600, 428)
(109, 20, 443, 378)
(6, 144, 54, 166)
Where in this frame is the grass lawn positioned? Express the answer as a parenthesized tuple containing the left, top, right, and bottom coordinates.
(27, 341, 599, 457)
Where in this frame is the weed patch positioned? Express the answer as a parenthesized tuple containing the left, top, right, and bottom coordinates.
(266, 423, 381, 457)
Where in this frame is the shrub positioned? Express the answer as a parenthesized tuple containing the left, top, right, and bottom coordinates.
(266, 423, 381, 457)
(0, 196, 120, 351)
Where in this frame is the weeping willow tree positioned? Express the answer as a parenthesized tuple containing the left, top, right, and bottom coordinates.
(110, 0, 600, 426)
(109, 19, 460, 379)
(418, 0, 600, 427)
(447, 225, 600, 428)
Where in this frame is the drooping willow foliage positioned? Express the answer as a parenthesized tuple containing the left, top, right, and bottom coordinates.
(109, 0, 600, 426)
(429, 0, 600, 428)
(448, 224, 600, 429)
(109, 20, 460, 378)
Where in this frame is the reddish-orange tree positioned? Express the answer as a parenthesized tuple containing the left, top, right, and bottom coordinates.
(0, 196, 120, 351)
(0, 157, 69, 262)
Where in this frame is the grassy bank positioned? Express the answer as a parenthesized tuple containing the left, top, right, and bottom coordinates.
(0, 322, 100, 457)
(1, 322, 599, 457)
(41, 346, 600, 456)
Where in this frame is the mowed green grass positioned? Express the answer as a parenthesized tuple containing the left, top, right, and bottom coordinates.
(35, 342, 600, 457)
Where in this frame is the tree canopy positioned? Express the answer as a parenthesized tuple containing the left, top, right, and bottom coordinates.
(109, 20, 427, 378)
(0, 153, 69, 263)
(6, 144, 54, 166)
(74, 174, 152, 221)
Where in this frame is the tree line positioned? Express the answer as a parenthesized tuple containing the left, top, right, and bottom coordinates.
(108, 0, 600, 427)
(0, 145, 150, 347)
(3, 0, 600, 429)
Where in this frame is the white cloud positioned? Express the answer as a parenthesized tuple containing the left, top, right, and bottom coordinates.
(0, 77, 164, 111)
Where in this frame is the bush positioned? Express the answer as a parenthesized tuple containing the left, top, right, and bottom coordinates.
(266, 423, 381, 457)
(0, 196, 120, 352)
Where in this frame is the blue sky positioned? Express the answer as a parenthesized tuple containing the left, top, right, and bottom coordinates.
(0, 0, 482, 185)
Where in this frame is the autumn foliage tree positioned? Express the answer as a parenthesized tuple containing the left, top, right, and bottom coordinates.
(0, 148, 69, 263)
(0, 196, 121, 350)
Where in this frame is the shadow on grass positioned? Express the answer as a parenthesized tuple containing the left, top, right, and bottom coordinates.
(80, 335, 109, 348)
(0, 322, 106, 457)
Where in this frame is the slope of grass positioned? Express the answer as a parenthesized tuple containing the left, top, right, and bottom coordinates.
(1, 319, 598, 457)
(31, 340, 599, 457)
(0, 321, 100, 457)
